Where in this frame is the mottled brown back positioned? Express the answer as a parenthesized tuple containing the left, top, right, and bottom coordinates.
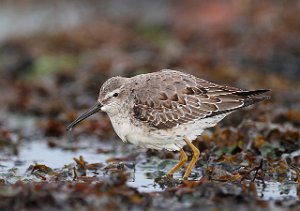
(131, 70, 270, 129)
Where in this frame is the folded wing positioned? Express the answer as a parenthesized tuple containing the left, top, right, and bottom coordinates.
(132, 70, 270, 129)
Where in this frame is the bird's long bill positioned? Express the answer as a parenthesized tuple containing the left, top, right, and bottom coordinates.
(66, 102, 102, 131)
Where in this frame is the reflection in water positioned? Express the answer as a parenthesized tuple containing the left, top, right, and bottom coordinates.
(0, 140, 159, 192)
(0, 140, 298, 198)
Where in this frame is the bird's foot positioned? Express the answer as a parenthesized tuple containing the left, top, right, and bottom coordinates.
(166, 173, 173, 179)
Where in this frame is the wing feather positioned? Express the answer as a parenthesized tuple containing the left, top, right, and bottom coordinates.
(132, 70, 270, 129)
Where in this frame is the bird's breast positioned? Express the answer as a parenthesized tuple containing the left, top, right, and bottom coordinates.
(107, 112, 228, 151)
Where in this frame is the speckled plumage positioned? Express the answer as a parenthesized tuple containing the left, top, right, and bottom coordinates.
(66, 69, 270, 178)
(96, 69, 269, 151)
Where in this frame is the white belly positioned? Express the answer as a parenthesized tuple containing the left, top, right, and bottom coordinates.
(108, 113, 228, 151)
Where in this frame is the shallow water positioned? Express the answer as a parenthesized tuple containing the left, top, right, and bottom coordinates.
(256, 181, 298, 200)
(0, 139, 160, 192)
(0, 139, 298, 200)
(0, 113, 297, 199)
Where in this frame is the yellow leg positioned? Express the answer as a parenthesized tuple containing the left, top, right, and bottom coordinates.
(166, 148, 188, 178)
(183, 137, 200, 180)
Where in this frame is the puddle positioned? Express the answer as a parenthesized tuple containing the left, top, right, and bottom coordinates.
(0, 114, 298, 198)
(256, 180, 298, 200)
(0, 140, 298, 200)
(0, 139, 161, 192)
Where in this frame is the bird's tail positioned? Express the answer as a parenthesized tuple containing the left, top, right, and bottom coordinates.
(235, 89, 271, 107)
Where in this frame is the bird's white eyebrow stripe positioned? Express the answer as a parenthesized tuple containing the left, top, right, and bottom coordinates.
(105, 88, 121, 98)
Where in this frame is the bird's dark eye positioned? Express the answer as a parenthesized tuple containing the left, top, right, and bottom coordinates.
(113, 93, 119, 97)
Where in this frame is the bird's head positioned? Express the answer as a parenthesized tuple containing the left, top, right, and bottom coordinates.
(66, 76, 128, 131)
(98, 76, 128, 113)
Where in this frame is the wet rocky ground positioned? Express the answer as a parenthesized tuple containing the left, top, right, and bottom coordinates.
(0, 1, 299, 210)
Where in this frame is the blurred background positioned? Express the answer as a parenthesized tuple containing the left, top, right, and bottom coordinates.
(1, 0, 299, 116)
(0, 0, 299, 208)
(1, 0, 300, 112)
(0, 0, 299, 156)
